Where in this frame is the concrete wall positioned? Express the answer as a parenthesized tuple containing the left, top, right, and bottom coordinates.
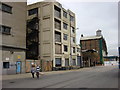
(27, 2, 78, 71)
(2, 2, 26, 48)
(1, 2, 26, 74)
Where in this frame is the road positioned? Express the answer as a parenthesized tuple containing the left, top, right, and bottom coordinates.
(2, 66, 119, 89)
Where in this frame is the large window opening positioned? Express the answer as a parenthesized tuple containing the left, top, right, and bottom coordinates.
(54, 5, 61, 18)
(3, 62, 9, 69)
(55, 58, 61, 67)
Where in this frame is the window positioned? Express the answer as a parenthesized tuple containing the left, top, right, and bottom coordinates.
(28, 8, 38, 16)
(64, 45, 68, 52)
(73, 37, 75, 43)
(55, 44, 62, 54)
(72, 59, 76, 66)
(70, 15, 75, 22)
(55, 58, 61, 67)
(1, 3, 12, 14)
(65, 58, 69, 66)
(54, 5, 61, 18)
(63, 34, 68, 40)
(55, 19, 61, 30)
(63, 11, 67, 18)
(3, 62, 9, 69)
(0, 25, 11, 35)
(55, 31, 61, 42)
(63, 22, 67, 30)
(77, 48, 80, 52)
(71, 27, 75, 33)
(73, 47, 75, 53)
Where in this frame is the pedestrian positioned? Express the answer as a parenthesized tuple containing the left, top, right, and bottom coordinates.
(31, 65, 35, 78)
(36, 65, 40, 78)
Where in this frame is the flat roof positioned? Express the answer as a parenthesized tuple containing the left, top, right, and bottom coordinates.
(80, 35, 102, 40)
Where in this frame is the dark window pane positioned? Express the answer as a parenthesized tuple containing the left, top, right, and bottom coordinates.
(63, 34, 67, 40)
(0, 25, 11, 35)
(2, 3, 12, 14)
(63, 22, 67, 30)
(70, 15, 75, 22)
(28, 8, 38, 16)
(55, 58, 61, 67)
(64, 45, 68, 52)
(63, 11, 67, 18)
(54, 5, 61, 18)
(3, 62, 9, 68)
(71, 27, 75, 33)
(73, 37, 75, 43)
(73, 47, 75, 53)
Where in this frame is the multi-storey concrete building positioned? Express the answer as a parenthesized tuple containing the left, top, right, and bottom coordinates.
(80, 30, 107, 67)
(0, 2, 27, 74)
(26, 1, 79, 72)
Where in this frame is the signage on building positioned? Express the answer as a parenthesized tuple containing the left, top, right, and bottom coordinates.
(17, 55, 21, 60)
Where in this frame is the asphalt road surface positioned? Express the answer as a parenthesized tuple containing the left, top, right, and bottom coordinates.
(2, 66, 119, 89)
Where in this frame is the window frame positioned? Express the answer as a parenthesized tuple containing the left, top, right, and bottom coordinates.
(70, 15, 75, 22)
(73, 47, 75, 53)
(73, 37, 75, 43)
(65, 58, 69, 66)
(0, 25, 11, 35)
(63, 10, 67, 18)
(1, 3, 12, 14)
(54, 5, 61, 18)
(28, 8, 38, 16)
(63, 22, 68, 30)
(63, 33, 68, 40)
(64, 45, 68, 52)
(55, 58, 62, 67)
(3, 62, 10, 69)
(54, 19, 61, 30)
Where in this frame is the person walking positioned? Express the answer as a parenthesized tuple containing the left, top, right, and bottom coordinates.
(31, 65, 35, 78)
(36, 65, 40, 78)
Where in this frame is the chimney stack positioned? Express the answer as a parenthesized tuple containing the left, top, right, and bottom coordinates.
(81, 34, 83, 37)
(96, 30, 102, 36)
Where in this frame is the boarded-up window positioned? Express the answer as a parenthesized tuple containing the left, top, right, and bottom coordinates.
(55, 44, 62, 54)
(55, 31, 61, 42)
(72, 59, 76, 66)
(55, 19, 61, 30)
(65, 58, 69, 66)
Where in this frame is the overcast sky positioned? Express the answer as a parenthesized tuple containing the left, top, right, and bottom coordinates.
(28, 0, 118, 56)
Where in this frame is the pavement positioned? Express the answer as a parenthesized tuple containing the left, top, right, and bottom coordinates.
(2, 65, 119, 88)
(2, 67, 89, 81)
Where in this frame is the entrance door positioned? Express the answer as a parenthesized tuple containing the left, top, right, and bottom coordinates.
(16, 61, 21, 74)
